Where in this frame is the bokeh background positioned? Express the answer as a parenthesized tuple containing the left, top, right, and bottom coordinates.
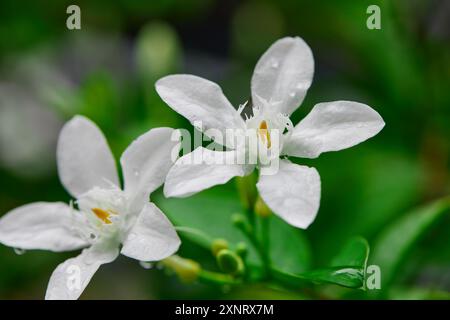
(0, 0, 449, 299)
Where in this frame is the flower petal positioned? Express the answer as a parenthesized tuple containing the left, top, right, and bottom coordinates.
(257, 160, 321, 229)
(0, 202, 88, 252)
(164, 147, 253, 198)
(283, 101, 385, 159)
(57, 116, 119, 198)
(45, 241, 119, 300)
(155, 75, 245, 148)
(121, 127, 180, 211)
(121, 202, 180, 262)
(251, 37, 314, 115)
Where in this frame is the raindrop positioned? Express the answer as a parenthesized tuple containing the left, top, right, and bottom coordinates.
(89, 233, 96, 240)
(140, 261, 154, 270)
(14, 248, 26, 255)
(271, 60, 279, 68)
(133, 168, 140, 177)
(289, 91, 296, 97)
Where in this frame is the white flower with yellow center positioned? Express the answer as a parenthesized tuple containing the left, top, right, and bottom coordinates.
(156, 37, 385, 229)
(0, 116, 181, 300)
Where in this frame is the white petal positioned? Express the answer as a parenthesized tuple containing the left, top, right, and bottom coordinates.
(121, 203, 180, 261)
(57, 116, 119, 198)
(257, 160, 321, 229)
(45, 241, 119, 300)
(121, 127, 180, 211)
(164, 147, 253, 198)
(283, 101, 385, 158)
(251, 37, 314, 115)
(0, 202, 88, 252)
(155, 75, 245, 148)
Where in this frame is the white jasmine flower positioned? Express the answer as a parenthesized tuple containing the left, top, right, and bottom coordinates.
(0, 116, 181, 299)
(155, 37, 385, 229)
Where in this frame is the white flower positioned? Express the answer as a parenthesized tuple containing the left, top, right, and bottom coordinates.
(0, 116, 181, 300)
(155, 36, 385, 229)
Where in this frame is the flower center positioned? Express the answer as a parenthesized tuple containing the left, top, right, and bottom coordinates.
(258, 120, 271, 149)
(91, 208, 115, 224)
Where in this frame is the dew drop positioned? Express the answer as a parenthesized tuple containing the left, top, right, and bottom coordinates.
(140, 261, 154, 270)
(90, 233, 96, 240)
(133, 168, 140, 177)
(271, 60, 279, 68)
(14, 248, 26, 255)
(289, 91, 296, 97)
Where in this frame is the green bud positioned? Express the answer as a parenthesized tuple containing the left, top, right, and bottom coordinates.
(254, 196, 272, 217)
(161, 255, 201, 283)
(211, 238, 229, 257)
(216, 249, 245, 276)
(235, 242, 248, 259)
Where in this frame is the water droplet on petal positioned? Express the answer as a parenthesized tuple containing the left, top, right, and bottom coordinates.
(289, 91, 296, 97)
(140, 261, 154, 270)
(14, 248, 26, 255)
(271, 60, 279, 68)
(133, 168, 140, 177)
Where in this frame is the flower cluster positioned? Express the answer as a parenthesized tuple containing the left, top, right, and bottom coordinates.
(0, 36, 384, 299)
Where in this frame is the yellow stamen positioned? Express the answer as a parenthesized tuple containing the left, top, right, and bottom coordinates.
(258, 120, 271, 148)
(92, 208, 112, 224)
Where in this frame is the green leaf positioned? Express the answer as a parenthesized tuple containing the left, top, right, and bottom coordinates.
(300, 266, 364, 288)
(269, 216, 311, 273)
(331, 236, 370, 269)
(271, 266, 364, 289)
(271, 236, 370, 289)
(370, 197, 450, 290)
(302, 237, 369, 289)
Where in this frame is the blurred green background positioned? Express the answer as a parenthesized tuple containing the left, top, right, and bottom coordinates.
(0, 0, 449, 299)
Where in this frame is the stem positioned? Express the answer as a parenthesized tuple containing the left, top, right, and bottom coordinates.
(198, 270, 241, 286)
(245, 207, 256, 227)
(175, 226, 212, 248)
(233, 214, 271, 279)
(259, 215, 271, 276)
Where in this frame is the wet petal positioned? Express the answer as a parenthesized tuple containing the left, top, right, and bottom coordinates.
(251, 37, 314, 115)
(57, 116, 119, 198)
(257, 160, 321, 229)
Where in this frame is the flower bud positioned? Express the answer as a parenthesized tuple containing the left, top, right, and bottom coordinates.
(216, 249, 245, 276)
(235, 242, 248, 260)
(161, 255, 201, 283)
(231, 213, 253, 235)
(211, 238, 229, 257)
(254, 196, 272, 217)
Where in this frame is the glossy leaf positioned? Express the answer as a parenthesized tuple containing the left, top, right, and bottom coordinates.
(331, 236, 369, 269)
(370, 197, 450, 289)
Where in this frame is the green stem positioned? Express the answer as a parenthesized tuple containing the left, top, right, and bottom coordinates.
(233, 214, 271, 279)
(259, 215, 271, 276)
(175, 226, 212, 248)
(198, 270, 241, 286)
